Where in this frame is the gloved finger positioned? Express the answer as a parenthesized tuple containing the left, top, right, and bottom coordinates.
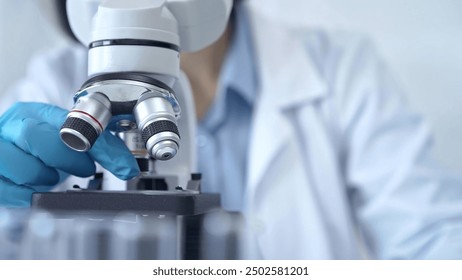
(0, 118, 96, 178)
(29, 185, 56, 193)
(0, 179, 35, 208)
(0, 139, 59, 186)
(89, 130, 140, 180)
(0, 102, 69, 129)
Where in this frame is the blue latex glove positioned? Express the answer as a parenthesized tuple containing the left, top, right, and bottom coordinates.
(0, 102, 140, 207)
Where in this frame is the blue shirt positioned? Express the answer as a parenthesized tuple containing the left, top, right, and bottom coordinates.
(197, 8, 257, 212)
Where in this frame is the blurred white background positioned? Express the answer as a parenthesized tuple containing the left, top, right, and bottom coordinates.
(0, 1, 66, 95)
(1, 0, 461, 172)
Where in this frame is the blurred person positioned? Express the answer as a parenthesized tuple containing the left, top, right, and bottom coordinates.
(1, 0, 462, 259)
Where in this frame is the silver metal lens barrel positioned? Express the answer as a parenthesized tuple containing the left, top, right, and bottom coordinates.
(118, 128, 155, 173)
(60, 92, 112, 152)
(134, 95, 180, 160)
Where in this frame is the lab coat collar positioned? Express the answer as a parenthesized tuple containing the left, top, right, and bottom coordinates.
(244, 3, 328, 202)
(246, 5, 328, 109)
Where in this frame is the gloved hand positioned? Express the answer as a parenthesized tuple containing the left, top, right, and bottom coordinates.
(0, 102, 140, 208)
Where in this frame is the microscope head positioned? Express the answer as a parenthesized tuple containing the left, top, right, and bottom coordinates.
(60, 0, 233, 161)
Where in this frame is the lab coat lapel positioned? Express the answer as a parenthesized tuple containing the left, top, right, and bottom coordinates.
(245, 5, 328, 202)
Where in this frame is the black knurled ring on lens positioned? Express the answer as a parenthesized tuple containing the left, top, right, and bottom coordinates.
(141, 120, 180, 144)
(61, 117, 99, 147)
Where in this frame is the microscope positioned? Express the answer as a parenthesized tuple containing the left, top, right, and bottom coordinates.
(29, 0, 240, 259)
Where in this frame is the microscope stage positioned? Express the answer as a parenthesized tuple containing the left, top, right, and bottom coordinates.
(32, 190, 221, 216)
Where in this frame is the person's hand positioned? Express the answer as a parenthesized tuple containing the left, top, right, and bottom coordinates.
(0, 102, 140, 207)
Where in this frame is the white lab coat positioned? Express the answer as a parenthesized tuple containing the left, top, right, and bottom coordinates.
(2, 5, 462, 259)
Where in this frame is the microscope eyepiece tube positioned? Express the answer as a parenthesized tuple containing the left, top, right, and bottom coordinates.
(60, 92, 112, 152)
(134, 96, 180, 160)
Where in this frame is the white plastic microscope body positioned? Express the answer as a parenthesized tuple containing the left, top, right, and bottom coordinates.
(64, 0, 233, 190)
